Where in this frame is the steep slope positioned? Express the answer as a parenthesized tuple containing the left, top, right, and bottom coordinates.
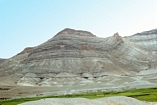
(126, 28, 157, 51)
(0, 58, 6, 64)
(0, 28, 157, 91)
(125, 28, 157, 69)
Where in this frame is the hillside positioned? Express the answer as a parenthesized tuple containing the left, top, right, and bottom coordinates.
(0, 28, 157, 98)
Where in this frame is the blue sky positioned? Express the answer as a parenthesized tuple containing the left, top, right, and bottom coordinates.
(0, 0, 157, 58)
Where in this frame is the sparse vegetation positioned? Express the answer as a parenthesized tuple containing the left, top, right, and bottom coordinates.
(0, 87, 157, 105)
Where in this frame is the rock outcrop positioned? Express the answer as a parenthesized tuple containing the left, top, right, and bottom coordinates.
(0, 28, 157, 93)
(126, 28, 157, 51)
(18, 96, 157, 105)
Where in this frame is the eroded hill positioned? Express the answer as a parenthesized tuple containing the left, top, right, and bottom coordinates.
(0, 28, 157, 98)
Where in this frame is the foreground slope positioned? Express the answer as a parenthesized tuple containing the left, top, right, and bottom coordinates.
(0, 28, 157, 97)
(18, 96, 157, 105)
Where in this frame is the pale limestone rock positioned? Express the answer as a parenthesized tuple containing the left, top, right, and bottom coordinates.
(18, 96, 157, 105)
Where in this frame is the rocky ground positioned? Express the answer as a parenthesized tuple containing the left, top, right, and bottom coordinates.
(18, 96, 157, 105)
(0, 59, 5, 64)
(1, 69, 157, 99)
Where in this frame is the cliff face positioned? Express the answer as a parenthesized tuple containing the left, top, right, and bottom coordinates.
(0, 28, 157, 88)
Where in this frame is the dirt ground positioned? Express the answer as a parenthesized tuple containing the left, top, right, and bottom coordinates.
(0, 85, 59, 100)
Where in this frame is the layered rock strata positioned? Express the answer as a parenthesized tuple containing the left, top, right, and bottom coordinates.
(0, 28, 157, 91)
